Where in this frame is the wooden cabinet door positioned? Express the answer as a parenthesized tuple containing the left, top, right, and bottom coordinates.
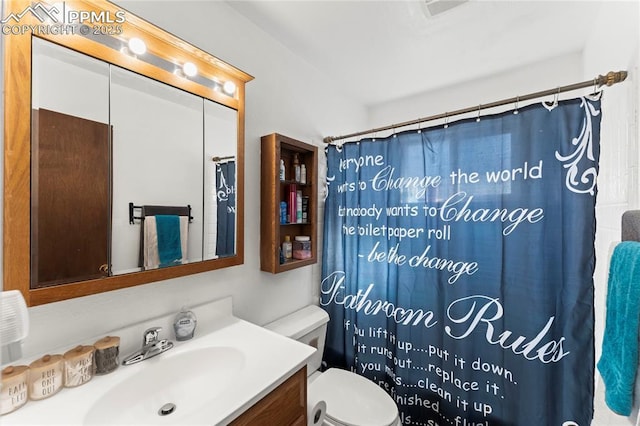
(231, 367, 307, 426)
(31, 108, 110, 288)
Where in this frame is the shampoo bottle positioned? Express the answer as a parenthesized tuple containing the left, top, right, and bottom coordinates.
(296, 190, 303, 223)
(300, 164, 307, 184)
(283, 235, 292, 259)
(173, 307, 197, 341)
(293, 154, 301, 182)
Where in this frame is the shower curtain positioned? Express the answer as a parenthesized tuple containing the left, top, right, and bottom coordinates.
(321, 94, 602, 425)
(215, 160, 235, 257)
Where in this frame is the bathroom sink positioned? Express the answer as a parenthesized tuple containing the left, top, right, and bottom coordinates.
(84, 346, 245, 425)
(6, 299, 316, 426)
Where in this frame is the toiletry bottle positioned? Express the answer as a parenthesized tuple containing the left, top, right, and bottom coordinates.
(173, 307, 197, 341)
(280, 201, 288, 224)
(279, 159, 286, 181)
(293, 154, 301, 182)
(300, 164, 307, 184)
(296, 190, 303, 223)
(302, 196, 309, 222)
(283, 235, 292, 259)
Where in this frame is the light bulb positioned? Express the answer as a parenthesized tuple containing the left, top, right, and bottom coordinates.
(128, 37, 146, 55)
(182, 62, 197, 77)
(223, 81, 236, 96)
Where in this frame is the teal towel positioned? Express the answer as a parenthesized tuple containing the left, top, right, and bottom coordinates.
(597, 241, 640, 416)
(155, 215, 182, 267)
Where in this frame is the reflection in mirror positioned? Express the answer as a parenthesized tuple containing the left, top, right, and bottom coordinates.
(110, 66, 204, 274)
(31, 38, 110, 288)
(29, 37, 240, 288)
(204, 100, 238, 259)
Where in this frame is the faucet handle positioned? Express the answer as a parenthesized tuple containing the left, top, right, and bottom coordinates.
(143, 327, 162, 346)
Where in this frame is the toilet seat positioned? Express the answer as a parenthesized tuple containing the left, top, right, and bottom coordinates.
(308, 368, 398, 426)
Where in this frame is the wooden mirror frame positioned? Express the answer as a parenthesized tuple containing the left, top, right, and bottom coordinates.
(3, 0, 252, 306)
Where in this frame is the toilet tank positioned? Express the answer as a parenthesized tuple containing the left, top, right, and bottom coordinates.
(264, 305, 329, 375)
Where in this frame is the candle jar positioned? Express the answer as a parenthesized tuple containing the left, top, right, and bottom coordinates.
(93, 336, 120, 375)
(63, 345, 94, 387)
(1, 365, 29, 414)
(28, 354, 63, 400)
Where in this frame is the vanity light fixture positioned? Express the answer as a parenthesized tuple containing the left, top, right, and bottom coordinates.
(182, 62, 198, 78)
(128, 37, 146, 56)
(223, 81, 237, 96)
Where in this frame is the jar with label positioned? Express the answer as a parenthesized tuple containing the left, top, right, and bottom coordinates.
(293, 236, 312, 259)
(1, 365, 29, 414)
(173, 307, 197, 341)
(28, 354, 64, 400)
(94, 336, 120, 375)
(63, 345, 94, 387)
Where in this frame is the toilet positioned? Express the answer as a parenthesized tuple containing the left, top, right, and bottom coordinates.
(265, 305, 401, 426)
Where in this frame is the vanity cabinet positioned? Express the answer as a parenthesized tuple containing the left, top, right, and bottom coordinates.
(260, 134, 318, 273)
(231, 366, 307, 425)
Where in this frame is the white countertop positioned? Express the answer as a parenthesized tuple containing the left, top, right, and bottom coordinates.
(2, 302, 315, 425)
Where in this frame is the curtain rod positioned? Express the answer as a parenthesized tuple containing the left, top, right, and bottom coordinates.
(323, 70, 628, 144)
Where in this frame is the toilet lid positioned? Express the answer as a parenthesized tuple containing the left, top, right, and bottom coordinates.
(309, 368, 398, 426)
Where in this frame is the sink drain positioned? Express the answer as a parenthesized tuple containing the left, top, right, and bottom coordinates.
(158, 403, 176, 416)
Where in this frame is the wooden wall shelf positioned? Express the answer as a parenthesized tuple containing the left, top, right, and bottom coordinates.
(260, 134, 318, 273)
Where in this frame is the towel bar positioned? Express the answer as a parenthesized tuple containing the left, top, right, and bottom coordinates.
(129, 203, 193, 224)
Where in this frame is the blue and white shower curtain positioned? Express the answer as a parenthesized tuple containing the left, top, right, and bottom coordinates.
(321, 94, 602, 425)
(215, 160, 235, 257)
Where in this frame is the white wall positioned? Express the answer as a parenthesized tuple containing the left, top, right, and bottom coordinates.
(110, 67, 205, 272)
(369, 52, 585, 131)
(32, 39, 110, 123)
(13, 1, 367, 358)
(583, 2, 640, 425)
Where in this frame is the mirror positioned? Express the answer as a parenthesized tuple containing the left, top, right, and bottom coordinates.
(4, 0, 251, 305)
(204, 100, 238, 259)
(109, 65, 206, 274)
(31, 38, 111, 288)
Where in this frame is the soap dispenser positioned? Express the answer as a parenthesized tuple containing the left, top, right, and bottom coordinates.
(173, 307, 197, 341)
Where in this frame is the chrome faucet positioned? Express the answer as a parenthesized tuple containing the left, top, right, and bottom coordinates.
(122, 326, 174, 366)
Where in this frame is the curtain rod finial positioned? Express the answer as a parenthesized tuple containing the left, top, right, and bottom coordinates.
(599, 71, 628, 87)
(323, 136, 334, 144)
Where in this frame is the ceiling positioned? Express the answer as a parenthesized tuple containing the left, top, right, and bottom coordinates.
(226, 0, 605, 107)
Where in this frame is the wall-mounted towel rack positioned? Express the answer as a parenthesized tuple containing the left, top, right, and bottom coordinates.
(129, 203, 193, 225)
(212, 155, 235, 163)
